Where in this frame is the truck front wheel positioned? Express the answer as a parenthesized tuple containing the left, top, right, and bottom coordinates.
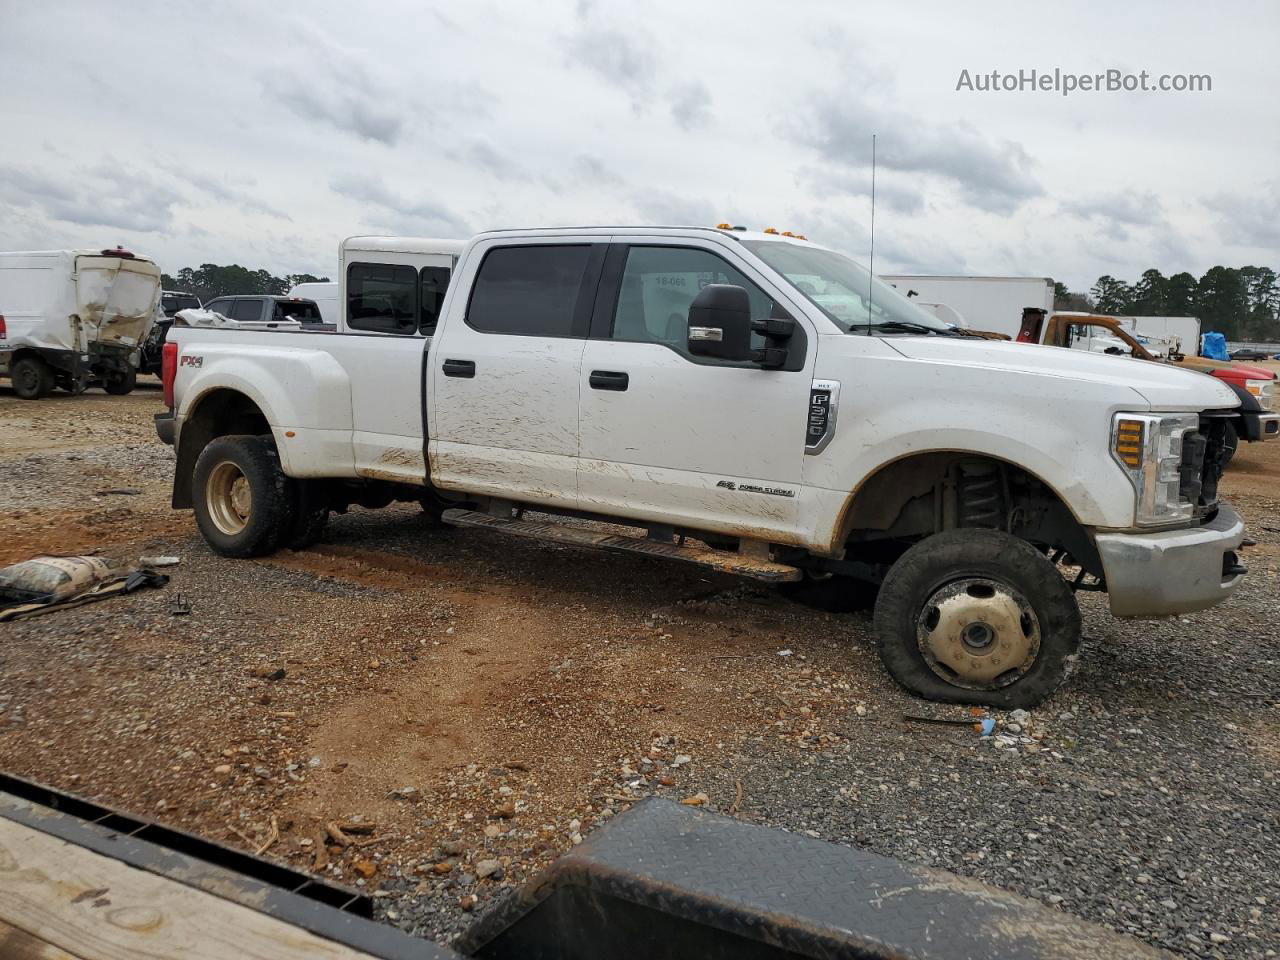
(192, 436, 291, 557)
(1221, 422, 1238, 468)
(873, 529, 1081, 708)
(11, 355, 54, 400)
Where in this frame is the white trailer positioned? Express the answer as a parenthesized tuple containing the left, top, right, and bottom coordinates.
(0, 247, 161, 399)
(880, 275, 1054, 338)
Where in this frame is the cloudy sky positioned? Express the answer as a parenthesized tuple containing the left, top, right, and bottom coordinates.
(2, 0, 1276, 291)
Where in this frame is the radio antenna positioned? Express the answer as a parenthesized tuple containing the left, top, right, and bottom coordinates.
(867, 133, 876, 334)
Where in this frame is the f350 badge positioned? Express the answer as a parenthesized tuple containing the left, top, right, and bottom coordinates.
(805, 379, 840, 455)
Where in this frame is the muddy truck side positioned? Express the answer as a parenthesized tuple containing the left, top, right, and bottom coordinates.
(156, 226, 1249, 708)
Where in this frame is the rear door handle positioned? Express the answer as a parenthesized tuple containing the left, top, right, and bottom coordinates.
(589, 370, 629, 391)
(442, 359, 475, 378)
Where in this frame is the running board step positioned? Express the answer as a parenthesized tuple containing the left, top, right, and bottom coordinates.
(441, 509, 802, 583)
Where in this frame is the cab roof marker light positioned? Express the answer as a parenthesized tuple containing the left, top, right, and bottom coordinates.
(763, 227, 779, 234)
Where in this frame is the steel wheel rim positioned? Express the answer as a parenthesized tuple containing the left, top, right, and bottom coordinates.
(916, 577, 1040, 690)
(206, 461, 252, 536)
(15, 364, 37, 393)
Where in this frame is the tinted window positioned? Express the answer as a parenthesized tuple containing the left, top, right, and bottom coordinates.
(206, 299, 232, 316)
(231, 298, 264, 322)
(162, 294, 200, 315)
(467, 245, 590, 338)
(420, 266, 451, 334)
(348, 263, 417, 334)
(612, 246, 774, 351)
(273, 300, 321, 322)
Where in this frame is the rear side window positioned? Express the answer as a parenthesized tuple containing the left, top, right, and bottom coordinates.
(274, 300, 321, 322)
(467, 245, 590, 338)
(231, 299, 263, 322)
(420, 266, 451, 334)
(206, 299, 232, 316)
(348, 263, 417, 334)
(162, 294, 200, 315)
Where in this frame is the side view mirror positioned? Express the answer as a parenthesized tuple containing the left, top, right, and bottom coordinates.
(688, 284, 753, 361)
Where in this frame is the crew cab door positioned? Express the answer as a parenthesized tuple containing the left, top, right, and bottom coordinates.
(577, 240, 815, 543)
(427, 238, 607, 510)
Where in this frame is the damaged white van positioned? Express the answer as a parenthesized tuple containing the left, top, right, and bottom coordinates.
(0, 247, 161, 398)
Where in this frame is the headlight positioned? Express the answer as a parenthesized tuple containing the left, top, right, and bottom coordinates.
(1244, 378, 1277, 412)
(1111, 412, 1199, 526)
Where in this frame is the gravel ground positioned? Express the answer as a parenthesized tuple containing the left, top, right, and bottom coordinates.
(1, 383, 1277, 958)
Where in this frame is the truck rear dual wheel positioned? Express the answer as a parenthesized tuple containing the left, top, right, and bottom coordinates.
(873, 529, 1081, 709)
(10, 356, 54, 400)
(193, 435, 330, 557)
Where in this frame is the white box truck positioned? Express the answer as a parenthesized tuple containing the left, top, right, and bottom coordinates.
(0, 247, 161, 399)
(1112, 315, 1202, 357)
(881, 275, 1055, 338)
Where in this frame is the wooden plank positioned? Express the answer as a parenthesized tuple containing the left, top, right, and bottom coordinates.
(0, 918, 82, 960)
(0, 817, 378, 960)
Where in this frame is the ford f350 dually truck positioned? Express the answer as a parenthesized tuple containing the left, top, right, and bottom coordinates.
(156, 227, 1249, 707)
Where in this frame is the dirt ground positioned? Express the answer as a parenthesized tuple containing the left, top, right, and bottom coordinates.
(0, 382, 871, 922)
(1, 378, 1278, 954)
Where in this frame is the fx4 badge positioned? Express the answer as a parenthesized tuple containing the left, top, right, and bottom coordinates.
(179, 355, 204, 368)
(805, 379, 840, 455)
(716, 480, 796, 498)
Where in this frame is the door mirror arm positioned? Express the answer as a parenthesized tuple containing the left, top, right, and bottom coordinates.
(750, 317, 795, 369)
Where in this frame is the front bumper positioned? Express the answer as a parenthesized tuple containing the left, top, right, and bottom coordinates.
(1244, 412, 1280, 442)
(1095, 503, 1246, 618)
(154, 411, 176, 446)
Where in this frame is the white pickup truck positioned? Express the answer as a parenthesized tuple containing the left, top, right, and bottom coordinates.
(156, 227, 1248, 708)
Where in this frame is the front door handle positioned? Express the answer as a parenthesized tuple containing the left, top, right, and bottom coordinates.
(442, 359, 475, 378)
(589, 370, 629, 391)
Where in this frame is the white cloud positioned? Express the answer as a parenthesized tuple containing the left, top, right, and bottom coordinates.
(0, 0, 1272, 293)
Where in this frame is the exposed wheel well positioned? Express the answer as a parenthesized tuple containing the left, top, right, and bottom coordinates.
(173, 389, 272, 508)
(836, 452, 1102, 579)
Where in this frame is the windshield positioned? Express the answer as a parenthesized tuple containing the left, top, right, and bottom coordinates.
(742, 240, 950, 333)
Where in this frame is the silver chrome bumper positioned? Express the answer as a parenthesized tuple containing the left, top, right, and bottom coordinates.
(1095, 503, 1246, 618)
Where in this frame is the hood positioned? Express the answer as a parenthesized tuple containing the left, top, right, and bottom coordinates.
(1175, 355, 1276, 381)
(882, 336, 1238, 411)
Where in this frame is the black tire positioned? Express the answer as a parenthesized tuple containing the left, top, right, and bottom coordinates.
(282, 479, 329, 550)
(420, 490, 473, 524)
(104, 367, 137, 396)
(192, 435, 292, 557)
(1221, 422, 1238, 468)
(778, 574, 879, 613)
(873, 529, 1081, 708)
(10, 355, 53, 400)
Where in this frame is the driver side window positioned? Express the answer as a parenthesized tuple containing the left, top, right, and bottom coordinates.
(610, 246, 773, 357)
